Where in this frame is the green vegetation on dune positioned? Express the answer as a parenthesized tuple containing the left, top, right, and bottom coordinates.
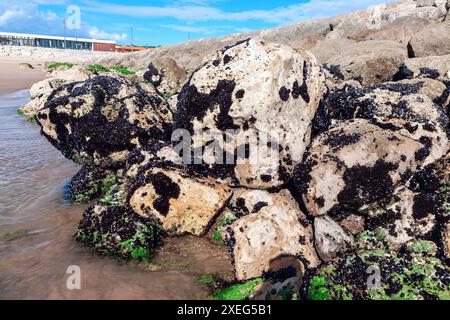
(109, 65, 135, 75)
(86, 64, 135, 75)
(48, 62, 75, 70)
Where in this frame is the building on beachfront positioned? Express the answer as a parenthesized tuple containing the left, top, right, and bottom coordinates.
(0, 32, 117, 52)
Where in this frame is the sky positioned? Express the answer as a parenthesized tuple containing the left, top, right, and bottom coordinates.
(0, 0, 390, 46)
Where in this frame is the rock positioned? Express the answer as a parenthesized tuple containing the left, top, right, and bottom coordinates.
(75, 204, 164, 261)
(250, 256, 305, 300)
(294, 119, 446, 217)
(312, 82, 449, 156)
(314, 216, 353, 262)
(36, 75, 173, 168)
(442, 222, 450, 259)
(395, 54, 450, 81)
(321, 40, 408, 86)
(19, 78, 66, 117)
(67, 165, 115, 203)
(416, 0, 435, 7)
(222, 189, 320, 281)
(389, 78, 447, 101)
(303, 240, 450, 300)
(309, 39, 357, 63)
(365, 187, 436, 251)
(408, 20, 450, 57)
(175, 38, 326, 189)
(340, 214, 365, 235)
(128, 167, 232, 236)
(143, 58, 187, 95)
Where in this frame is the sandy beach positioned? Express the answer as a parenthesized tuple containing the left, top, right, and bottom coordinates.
(0, 57, 47, 95)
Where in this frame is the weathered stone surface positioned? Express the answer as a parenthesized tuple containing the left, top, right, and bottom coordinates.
(222, 189, 320, 281)
(36, 75, 173, 168)
(365, 187, 436, 251)
(389, 78, 447, 101)
(312, 82, 449, 155)
(395, 54, 450, 81)
(128, 167, 232, 236)
(321, 40, 408, 86)
(175, 38, 326, 189)
(19, 78, 66, 116)
(250, 256, 305, 300)
(143, 58, 187, 95)
(295, 119, 446, 217)
(340, 214, 365, 235)
(314, 216, 353, 262)
(442, 222, 450, 259)
(408, 20, 450, 57)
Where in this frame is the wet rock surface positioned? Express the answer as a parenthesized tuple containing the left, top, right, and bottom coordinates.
(128, 167, 232, 236)
(36, 74, 173, 168)
(174, 38, 326, 189)
(221, 189, 320, 281)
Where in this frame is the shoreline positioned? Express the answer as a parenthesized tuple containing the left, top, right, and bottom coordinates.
(0, 58, 47, 96)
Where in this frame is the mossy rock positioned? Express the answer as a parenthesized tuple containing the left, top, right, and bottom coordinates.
(75, 204, 164, 262)
(303, 244, 450, 300)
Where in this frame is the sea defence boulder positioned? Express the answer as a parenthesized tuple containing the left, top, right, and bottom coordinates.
(36, 74, 173, 168)
(295, 118, 447, 217)
(128, 167, 232, 236)
(408, 20, 450, 57)
(19, 78, 67, 117)
(175, 38, 326, 189)
(221, 189, 320, 281)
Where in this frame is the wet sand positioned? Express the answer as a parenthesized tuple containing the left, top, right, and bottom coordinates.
(0, 58, 47, 95)
(0, 90, 233, 300)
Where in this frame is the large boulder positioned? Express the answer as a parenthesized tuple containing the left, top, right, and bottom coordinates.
(319, 40, 408, 86)
(221, 189, 320, 281)
(313, 82, 449, 141)
(295, 119, 446, 217)
(408, 20, 450, 57)
(36, 75, 173, 168)
(175, 38, 326, 189)
(128, 167, 232, 236)
(19, 78, 67, 117)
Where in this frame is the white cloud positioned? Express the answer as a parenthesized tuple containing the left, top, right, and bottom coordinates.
(0, 0, 128, 42)
(88, 27, 127, 41)
(79, 0, 391, 25)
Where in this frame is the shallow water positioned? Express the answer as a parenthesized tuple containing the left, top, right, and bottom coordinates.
(0, 90, 232, 300)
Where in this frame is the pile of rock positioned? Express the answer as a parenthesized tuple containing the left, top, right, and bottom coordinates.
(31, 21, 449, 300)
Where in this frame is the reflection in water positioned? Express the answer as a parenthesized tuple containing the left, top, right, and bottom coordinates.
(0, 90, 232, 300)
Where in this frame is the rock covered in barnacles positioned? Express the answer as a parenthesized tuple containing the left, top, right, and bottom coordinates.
(19, 78, 67, 117)
(76, 204, 164, 261)
(36, 74, 173, 168)
(175, 38, 326, 189)
(221, 189, 320, 281)
(127, 167, 232, 236)
(294, 119, 442, 217)
(314, 216, 353, 262)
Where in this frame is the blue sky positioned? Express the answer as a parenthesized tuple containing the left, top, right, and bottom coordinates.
(0, 0, 389, 46)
